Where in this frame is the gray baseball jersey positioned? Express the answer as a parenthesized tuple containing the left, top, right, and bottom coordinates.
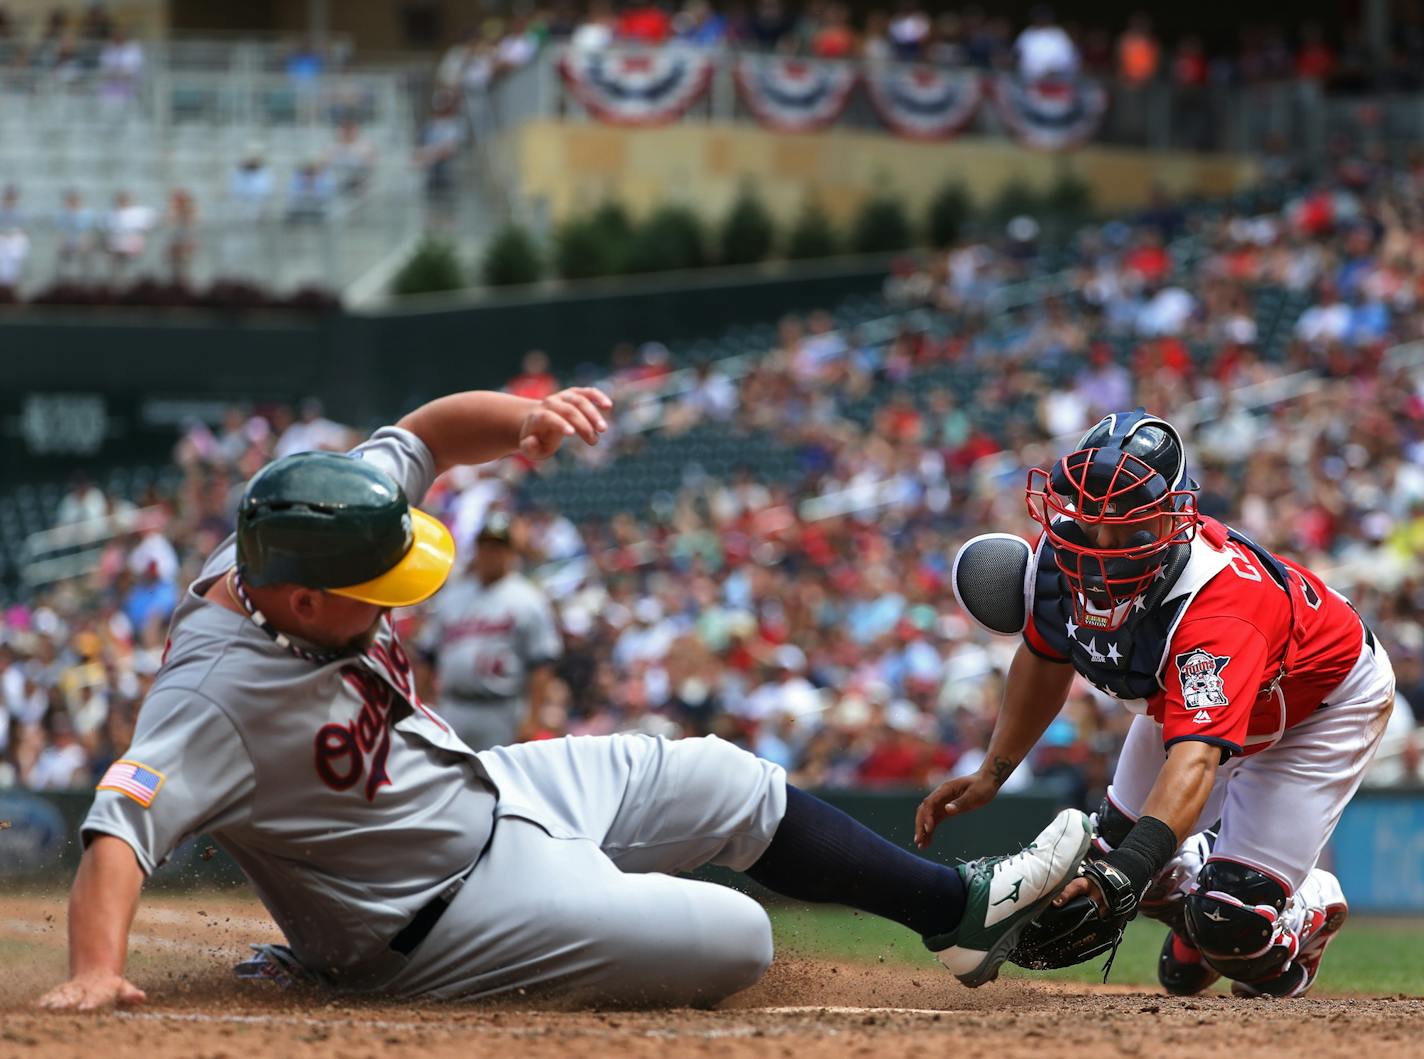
(82, 427, 498, 980)
(80, 424, 792, 1006)
(425, 571, 562, 702)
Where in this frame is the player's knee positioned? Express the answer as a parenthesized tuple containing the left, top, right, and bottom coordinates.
(677, 888, 773, 1001)
(1092, 795, 1135, 851)
(1184, 860, 1291, 982)
(594, 884, 772, 1006)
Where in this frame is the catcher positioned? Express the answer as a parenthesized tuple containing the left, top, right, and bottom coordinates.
(917, 408, 1394, 997)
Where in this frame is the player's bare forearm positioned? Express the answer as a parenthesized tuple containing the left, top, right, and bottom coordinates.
(396, 388, 611, 473)
(36, 835, 148, 1010)
(1138, 739, 1220, 844)
(982, 644, 1076, 781)
(1056, 738, 1219, 915)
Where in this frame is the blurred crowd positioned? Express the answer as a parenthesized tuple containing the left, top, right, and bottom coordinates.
(5, 156, 1424, 797)
(0, 120, 376, 302)
(435, 1, 1420, 92)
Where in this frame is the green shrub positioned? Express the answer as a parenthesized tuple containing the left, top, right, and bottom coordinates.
(622, 203, 706, 274)
(554, 214, 620, 279)
(1042, 170, 1094, 224)
(786, 198, 839, 260)
(990, 178, 1042, 224)
(718, 185, 776, 266)
(926, 181, 971, 248)
(851, 195, 913, 254)
(589, 200, 633, 244)
(480, 224, 543, 287)
(390, 237, 465, 296)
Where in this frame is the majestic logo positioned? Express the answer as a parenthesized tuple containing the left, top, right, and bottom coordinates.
(1175, 648, 1231, 713)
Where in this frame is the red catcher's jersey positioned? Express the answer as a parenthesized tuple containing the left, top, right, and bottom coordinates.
(1150, 519, 1363, 756)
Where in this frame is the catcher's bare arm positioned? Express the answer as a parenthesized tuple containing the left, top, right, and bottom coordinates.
(1054, 738, 1218, 913)
(36, 837, 147, 1010)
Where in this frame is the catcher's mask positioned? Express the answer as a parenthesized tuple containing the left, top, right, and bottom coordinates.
(1027, 409, 1199, 631)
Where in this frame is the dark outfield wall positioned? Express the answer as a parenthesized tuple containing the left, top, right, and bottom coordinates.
(0, 258, 889, 485)
(0, 786, 1059, 891)
(6, 786, 1420, 912)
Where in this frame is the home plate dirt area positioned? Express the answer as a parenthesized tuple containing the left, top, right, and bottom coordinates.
(1, 893, 1420, 1059)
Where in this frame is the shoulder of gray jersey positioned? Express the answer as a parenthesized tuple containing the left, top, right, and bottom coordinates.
(348, 425, 438, 507)
(951, 532, 1035, 636)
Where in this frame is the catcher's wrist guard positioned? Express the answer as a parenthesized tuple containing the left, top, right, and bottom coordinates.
(1094, 815, 1178, 916)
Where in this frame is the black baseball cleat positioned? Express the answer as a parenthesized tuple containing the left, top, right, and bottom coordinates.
(1158, 929, 1220, 996)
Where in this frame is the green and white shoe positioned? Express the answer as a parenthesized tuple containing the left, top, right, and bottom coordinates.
(930, 808, 1094, 987)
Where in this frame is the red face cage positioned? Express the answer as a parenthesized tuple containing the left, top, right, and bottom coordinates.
(1026, 449, 1199, 631)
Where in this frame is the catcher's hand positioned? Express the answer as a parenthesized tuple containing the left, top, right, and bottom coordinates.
(519, 387, 612, 461)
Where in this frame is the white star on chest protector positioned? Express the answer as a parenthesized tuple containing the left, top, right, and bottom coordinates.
(1065, 618, 1079, 639)
(1106, 642, 1122, 663)
(1132, 595, 1148, 611)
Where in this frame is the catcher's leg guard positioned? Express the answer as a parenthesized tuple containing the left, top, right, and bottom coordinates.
(1183, 860, 1293, 984)
(1231, 869, 1349, 998)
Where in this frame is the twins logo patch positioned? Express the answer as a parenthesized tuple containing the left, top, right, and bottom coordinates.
(1175, 648, 1230, 717)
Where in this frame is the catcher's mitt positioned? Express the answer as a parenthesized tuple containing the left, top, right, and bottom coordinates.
(1007, 892, 1131, 978)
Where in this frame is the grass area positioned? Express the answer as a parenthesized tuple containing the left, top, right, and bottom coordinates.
(767, 906, 1424, 995)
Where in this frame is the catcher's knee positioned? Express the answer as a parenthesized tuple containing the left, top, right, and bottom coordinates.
(1093, 796, 1135, 852)
(1183, 860, 1291, 982)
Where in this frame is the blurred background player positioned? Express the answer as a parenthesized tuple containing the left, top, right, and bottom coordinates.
(419, 511, 561, 750)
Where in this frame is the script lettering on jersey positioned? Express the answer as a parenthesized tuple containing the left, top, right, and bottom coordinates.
(444, 615, 517, 640)
(315, 665, 396, 801)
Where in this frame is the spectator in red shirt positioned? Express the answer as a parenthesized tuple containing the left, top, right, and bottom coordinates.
(811, 3, 858, 59)
(1123, 230, 1170, 284)
(617, 3, 672, 44)
(1295, 22, 1334, 83)
(507, 349, 558, 401)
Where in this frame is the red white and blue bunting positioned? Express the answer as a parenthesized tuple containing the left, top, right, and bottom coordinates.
(559, 46, 715, 127)
(863, 65, 983, 141)
(990, 74, 1107, 151)
(733, 55, 858, 133)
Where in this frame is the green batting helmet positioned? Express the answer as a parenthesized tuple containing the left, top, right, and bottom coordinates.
(235, 451, 455, 607)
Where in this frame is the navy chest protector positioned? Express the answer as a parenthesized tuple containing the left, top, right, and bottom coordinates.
(1030, 529, 1300, 702)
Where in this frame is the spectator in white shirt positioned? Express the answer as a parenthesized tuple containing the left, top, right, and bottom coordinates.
(104, 190, 155, 276)
(1295, 284, 1352, 346)
(1013, 5, 1080, 82)
(273, 398, 352, 458)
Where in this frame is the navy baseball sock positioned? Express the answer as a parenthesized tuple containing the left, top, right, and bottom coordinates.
(746, 785, 966, 941)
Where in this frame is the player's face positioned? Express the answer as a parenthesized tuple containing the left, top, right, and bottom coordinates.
(302, 591, 388, 651)
(1078, 512, 1170, 551)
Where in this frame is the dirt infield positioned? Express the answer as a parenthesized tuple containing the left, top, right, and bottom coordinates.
(3, 893, 1421, 1059)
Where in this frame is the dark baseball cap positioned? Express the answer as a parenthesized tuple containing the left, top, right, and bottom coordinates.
(477, 511, 515, 545)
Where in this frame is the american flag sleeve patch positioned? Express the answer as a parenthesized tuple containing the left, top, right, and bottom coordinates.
(97, 760, 166, 807)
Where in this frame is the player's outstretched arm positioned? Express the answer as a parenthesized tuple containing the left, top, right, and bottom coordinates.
(396, 387, 613, 473)
(915, 643, 1074, 848)
(36, 835, 147, 1011)
(1052, 738, 1218, 914)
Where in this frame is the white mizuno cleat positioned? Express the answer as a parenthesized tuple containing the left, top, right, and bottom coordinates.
(931, 808, 1094, 987)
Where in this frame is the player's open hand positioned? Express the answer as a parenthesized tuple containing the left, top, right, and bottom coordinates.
(914, 770, 1001, 848)
(36, 972, 147, 1011)
(519, 387, 613, 461)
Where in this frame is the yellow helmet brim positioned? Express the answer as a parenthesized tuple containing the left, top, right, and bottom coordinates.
(327, 507, 455, 608)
